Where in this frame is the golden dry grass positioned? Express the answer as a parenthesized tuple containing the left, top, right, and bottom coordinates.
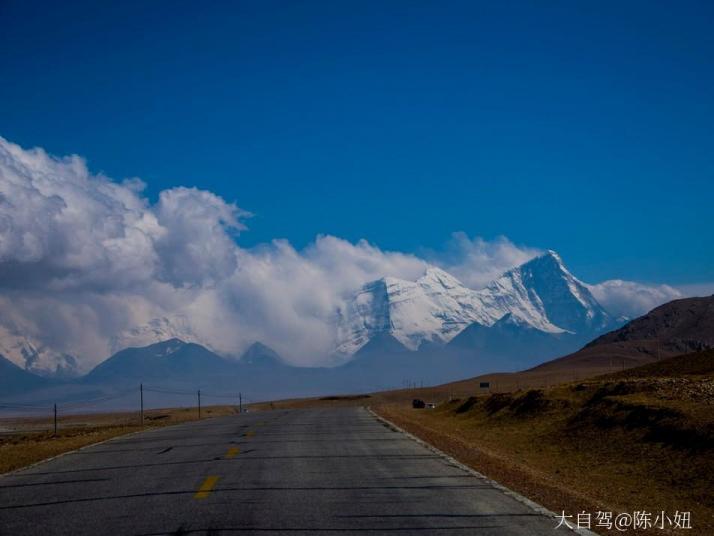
(374, 375, 714, 536)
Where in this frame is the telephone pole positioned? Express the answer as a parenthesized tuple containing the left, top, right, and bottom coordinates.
(53, 404, 57, 436)
(198, 390, 201, 419)
(239, 392, 242, 413)
(140, 383, 144, 426)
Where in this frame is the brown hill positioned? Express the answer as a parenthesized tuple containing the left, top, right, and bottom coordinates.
(603, 347, 714, 379)
(530, 295, 714, 374)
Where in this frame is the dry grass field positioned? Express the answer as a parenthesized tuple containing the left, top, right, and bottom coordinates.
(0, 405, 239, 475)
(374, 351, 714, 535)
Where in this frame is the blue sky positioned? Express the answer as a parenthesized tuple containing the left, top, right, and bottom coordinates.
(1, 0, 712, 285)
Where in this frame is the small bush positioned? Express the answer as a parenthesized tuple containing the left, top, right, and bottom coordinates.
(484, 393, 514, 415)
(510, 389, 551, 416)
(455, 396, 479, 414)
(586, 382, 637, 405)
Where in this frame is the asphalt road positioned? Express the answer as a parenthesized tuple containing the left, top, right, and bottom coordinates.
(0, 407, 573, 535)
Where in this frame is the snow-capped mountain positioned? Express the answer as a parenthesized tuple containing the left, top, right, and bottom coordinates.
(109, 316, 213, 355)
(0, 326, 79, 378)
(335, 250, 616, 355)
(335, 267, 499, 355)
(479, 250, 614, 335)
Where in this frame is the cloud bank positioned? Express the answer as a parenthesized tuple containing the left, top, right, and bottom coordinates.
(0, 137, 697, 371)
(587, 280, 682, 319)
(424, 233, 543, 289)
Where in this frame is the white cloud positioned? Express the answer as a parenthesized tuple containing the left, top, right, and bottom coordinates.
(674, 283, 714, 297)
(0, 136, 702, 372)
(426, 232, 541, 288)
(0, 137, 427, 369)
(588, 280, 683, 319)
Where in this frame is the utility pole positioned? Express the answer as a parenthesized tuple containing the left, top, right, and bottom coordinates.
(239, 392, 242, 413)
(198, 390, 201, 419)
(53, 404, 57, 436)
(140, 383, 144, 426)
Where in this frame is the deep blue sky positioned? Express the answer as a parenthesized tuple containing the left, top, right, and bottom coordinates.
(1, 0, 712, 284)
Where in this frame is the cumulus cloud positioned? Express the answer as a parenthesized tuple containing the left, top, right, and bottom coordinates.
(0, 136, 428, 369)
(588, 280, 683, 319)
(0, 136, 702, 372)
(426, 233, 542, 289)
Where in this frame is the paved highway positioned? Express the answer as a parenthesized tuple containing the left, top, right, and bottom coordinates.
(0, 407, 572, 535)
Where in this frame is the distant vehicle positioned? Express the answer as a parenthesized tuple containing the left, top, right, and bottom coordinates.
(412, 399, 426, 409)
(426, 402, 436, 409)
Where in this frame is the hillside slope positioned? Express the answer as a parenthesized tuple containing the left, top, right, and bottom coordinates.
(0, 355, 52, 396)
(531, 295, 714, 373)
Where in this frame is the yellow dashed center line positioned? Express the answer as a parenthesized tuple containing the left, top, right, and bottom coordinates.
(194, 476, 219, 500)
(225, 447, 240, 459)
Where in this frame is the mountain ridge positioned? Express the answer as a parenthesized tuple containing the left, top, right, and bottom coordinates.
(336, 250, 617, 357)
(0, 354, 54, 396)
(531, 295, 714, 373)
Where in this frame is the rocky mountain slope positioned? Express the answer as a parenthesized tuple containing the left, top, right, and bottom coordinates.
(0, 327, 79, 378)
(532, 295, 714, 373)
(0, 354, 53, 396)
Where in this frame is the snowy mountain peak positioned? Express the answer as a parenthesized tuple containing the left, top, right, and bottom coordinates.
(335, 251, 617, 355)
(499, 250, 613, 333)
(420, 266, 465, 290)
(541, 249, 566, 265)
(525, 250, 570, 273)
(109, 316, 213, 355)
(0, 326, 80, 378)
(150, 338, 187, 356)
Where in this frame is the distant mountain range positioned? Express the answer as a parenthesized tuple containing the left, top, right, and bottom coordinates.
(336, 250, 621, 370)
(0, 249, 620, 378)
(0, 339, 329, 409)
(1, 250, 711, 407)
(1, 294, 712, 407)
